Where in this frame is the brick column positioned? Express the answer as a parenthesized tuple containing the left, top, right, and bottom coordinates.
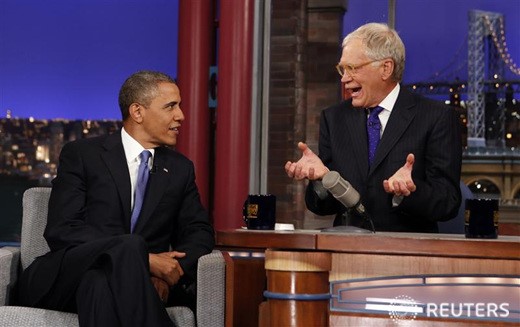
(267, 0, 308, 228)
(304, 0, 347, 228)
(267, 0, 347, 229)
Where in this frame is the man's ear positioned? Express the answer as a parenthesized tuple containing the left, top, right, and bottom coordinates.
(129, 103, 143, 123)
(381, 59, 395, 81)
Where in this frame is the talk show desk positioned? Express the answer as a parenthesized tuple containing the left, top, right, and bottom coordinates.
(216, 229, 520, 327)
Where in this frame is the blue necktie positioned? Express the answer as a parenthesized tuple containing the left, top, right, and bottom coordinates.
(130, 150, 151, 233)
(367, 106, 384, 166)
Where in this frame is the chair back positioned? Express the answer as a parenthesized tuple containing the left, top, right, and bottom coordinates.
(20, 187, 52, 270)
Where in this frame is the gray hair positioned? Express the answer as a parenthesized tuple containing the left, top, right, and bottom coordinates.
(342, 23, 405, 82)
(118, 70, 176, 120)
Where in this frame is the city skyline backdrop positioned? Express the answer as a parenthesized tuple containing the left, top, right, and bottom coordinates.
(0, 0, 519, 120)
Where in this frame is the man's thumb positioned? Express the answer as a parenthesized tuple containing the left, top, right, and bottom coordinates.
(298, 142, 312, 155)
(406, 153, 415, 167)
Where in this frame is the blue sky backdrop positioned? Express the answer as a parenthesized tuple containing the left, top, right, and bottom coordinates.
(1, 0, 518, 120)
(345, 0, 520, 84)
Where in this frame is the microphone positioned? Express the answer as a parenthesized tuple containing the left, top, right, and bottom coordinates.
(322, 171, 365, 215)
(321, 171, 375, 233)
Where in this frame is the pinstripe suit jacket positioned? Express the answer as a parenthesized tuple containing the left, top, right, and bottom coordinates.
(306, 87, 462, 232)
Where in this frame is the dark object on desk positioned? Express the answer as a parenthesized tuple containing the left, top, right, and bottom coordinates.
(464, 198, 498, 239)
(243, 194, 276, 230)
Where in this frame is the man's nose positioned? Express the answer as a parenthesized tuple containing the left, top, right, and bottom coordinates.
(174, 107, 185, 121)
(341, 72, 352, 83)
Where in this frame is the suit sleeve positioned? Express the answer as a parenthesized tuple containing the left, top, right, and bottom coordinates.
(397, 106, 462, 221)
(44, 141, 109, 251)
(171, 162, 215, 281)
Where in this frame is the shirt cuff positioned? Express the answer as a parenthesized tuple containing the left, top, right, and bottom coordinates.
(392, 195, 404, 207)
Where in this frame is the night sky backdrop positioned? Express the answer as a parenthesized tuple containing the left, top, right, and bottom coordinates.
(1, 0, 519, 120)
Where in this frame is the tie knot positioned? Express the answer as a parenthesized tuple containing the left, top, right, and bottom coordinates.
(140, 150, 151, 165)
(369, 106, 384, 118)
(368, 106, 384, 125)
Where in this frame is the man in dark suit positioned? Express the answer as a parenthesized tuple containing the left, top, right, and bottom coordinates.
(17, 71, 215, 326)
(285, 23, 461, 232)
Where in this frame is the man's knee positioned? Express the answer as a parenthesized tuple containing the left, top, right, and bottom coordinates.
(101, 234, 149, 269)
(78, 268, 107, 294)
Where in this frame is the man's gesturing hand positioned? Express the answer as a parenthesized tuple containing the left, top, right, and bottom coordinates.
(383, 153, 417, 196)
(285, 142, 329, 181)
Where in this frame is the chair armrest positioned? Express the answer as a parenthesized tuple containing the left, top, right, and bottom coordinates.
(0, 247, 20, 305)
(196, 250, 225, 327)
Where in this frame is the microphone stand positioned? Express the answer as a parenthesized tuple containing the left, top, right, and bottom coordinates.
(321, 209, 376, 234)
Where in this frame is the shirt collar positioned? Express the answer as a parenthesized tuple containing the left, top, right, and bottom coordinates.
(121, 127, 155, 163)
(377, 83, 400, 113)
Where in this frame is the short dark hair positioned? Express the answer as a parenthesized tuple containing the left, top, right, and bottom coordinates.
(118, 70, 176, 120)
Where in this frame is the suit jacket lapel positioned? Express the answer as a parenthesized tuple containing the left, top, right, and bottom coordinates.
(369, 87, 416, 174)
(344, 103, 369, 178)
(101, 132, 132, 228)
(133, 147, 171, 233)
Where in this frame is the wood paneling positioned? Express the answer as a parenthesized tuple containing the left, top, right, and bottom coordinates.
(329, 253, 519, 282)
(318, 232, 520, 259)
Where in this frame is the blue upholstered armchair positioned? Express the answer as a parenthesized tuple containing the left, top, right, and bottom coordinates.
(0, 187, 225, 327)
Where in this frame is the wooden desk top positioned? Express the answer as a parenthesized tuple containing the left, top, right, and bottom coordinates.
(318, 232, 520, 260)
(216, 228, 319, 250)
(216, 229, 520, 260)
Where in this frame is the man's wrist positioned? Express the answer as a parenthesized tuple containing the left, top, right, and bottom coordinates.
(318, 166, 330, 180)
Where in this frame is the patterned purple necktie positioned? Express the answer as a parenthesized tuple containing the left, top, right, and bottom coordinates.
(367, 106, 384, 166)
(130, 150, 151, 233)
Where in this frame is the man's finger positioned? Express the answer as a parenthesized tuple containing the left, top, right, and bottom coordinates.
(285, 162, 295, 177)
(294, 165, 303, 179)
(406, 180, 417, 192)
(383, 180, 393, 193)
(285, 161, 292, 172)
(392, 180, 401, 194)
(169, 251, 186, 258)
(298, 142, 313, 156)
(308, 167, 315, 180)
(398, 181, 410, 196)
(406, 153, 415, 167)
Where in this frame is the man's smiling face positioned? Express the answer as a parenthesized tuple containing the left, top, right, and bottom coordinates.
(338, 38, 388, 109)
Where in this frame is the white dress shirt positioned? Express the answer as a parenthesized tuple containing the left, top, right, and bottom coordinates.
(372, 83, 400, 137)
(121, 127, 154, 210)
